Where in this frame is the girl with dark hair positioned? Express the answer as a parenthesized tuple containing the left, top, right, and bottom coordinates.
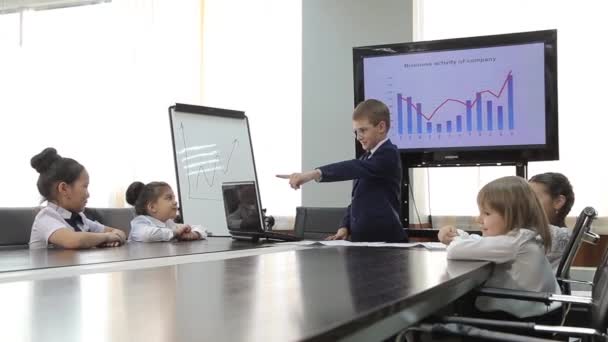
(125, 181, 206, 242)
(29, 147, 127, 249)
(529, 172, 575, 271)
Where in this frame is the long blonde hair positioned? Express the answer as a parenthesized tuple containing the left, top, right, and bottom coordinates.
(477, 176, 551, 252)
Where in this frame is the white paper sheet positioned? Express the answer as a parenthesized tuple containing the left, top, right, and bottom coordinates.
(280, 240, 446, 250)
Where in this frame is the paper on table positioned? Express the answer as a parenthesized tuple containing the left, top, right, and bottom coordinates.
(360, 242, 446, 250)
(278, 240, 322, 246)
(280, 240, 446, 250)
(316, 240, 359, 246)
(381, 242, 447, 250)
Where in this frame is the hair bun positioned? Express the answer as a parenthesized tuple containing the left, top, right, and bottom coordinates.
(30, 147, 61, 174)
(125, 181, 146, 206)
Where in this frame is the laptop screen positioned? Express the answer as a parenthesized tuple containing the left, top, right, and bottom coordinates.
(221, 181, 265, 233)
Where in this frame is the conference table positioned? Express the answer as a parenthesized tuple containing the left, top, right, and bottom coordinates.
(0, 238, 273, 274)
(0, 238, 492, 341)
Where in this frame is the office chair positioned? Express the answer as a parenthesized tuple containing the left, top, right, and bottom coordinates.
(406, 245, 608, 342)
(555, 206, 599, 295)
(293, 206, 346, 240)
(0, 207, 38, 247)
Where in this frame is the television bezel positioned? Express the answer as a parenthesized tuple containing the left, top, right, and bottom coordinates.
(352, 29, 558, 166)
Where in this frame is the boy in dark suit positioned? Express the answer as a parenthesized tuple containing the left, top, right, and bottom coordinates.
(277, 99, 406, 242)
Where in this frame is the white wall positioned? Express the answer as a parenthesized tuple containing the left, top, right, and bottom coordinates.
(419, 0, 608, 220)
(0, 1, 201, 208)
(302, 0, 414, 207)
(200, 0, 301, 217)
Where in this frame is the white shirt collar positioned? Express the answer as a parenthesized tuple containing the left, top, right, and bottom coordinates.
(369, 137, 389, 157)
(144, 215, 172, 228)
(47, 202, 83, 220)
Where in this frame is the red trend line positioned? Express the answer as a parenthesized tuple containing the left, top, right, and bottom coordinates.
(402, 71, 512, 121)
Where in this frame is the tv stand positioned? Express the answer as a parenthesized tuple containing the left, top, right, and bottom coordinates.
(515, 161, 528, 178)
(403, 160, 530, 228)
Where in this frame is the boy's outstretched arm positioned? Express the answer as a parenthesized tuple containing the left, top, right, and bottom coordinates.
(276, 170, 322, 190)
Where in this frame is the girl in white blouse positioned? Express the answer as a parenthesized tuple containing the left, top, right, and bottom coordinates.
(529, 172, 575, 272)
(29, 147, 127, 249)
(126, 181, 206, 242)
(438, 176, 559, 319)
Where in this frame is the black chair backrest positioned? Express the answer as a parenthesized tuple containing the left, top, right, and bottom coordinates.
(591, 246, 608, 331)
(556, 206, 597, 293)
(294, 206, 346, 240)
(0, 207, 135, 247)
(87, 207, 136, 236)
(0, 207, 38, 246)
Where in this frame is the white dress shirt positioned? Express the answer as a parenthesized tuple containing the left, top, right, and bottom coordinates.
(447, 228, 560, 318)
(29, 202, 106, 249)
(368, 137, 389, 157)
(129, 215, 206, 242)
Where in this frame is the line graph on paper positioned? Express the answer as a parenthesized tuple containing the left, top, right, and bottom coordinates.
(170, 109, 259, 236)
(177, 122, 240, 201)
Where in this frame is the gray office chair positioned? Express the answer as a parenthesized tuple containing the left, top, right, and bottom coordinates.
(92, 207, 136, 236)
(0, 207, 38, 247)
(407, 246, 608, 342)
(556, 207, 599, 295)
(293, 206, 346, 240)
(0, 207, 134, 247)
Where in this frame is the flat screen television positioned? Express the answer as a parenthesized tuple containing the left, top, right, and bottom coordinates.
(353, 30, 558, 165)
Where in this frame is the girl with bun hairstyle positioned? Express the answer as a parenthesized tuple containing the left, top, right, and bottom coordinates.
(126, 181, 206, 242)
(29, 147, 127, 249)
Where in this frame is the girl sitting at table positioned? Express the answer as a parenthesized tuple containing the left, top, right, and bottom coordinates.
(125, 181, 206, 242)
(29, 147, 126, 249)
(438, 176, 559, 320)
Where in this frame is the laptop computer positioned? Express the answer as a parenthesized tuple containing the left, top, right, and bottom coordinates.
(221, 181, 300, 242)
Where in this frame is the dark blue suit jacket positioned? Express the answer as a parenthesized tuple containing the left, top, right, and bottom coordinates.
(318, 139, 406, 242)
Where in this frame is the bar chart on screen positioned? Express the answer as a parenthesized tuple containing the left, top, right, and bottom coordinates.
(396, 71, 515, 137)
(363, 43, 547, 150)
